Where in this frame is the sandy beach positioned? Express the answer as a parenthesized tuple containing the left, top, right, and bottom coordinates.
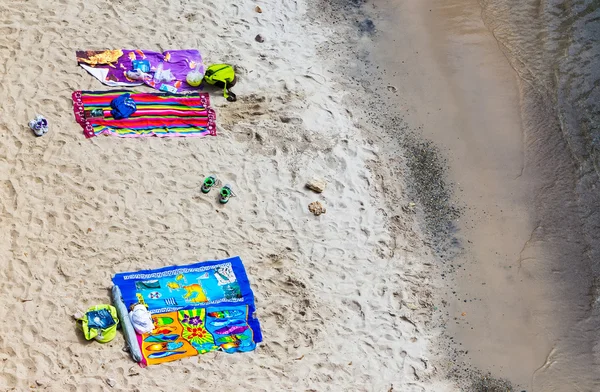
(2, 0, 598, 390)
(0, 0, 454, 390)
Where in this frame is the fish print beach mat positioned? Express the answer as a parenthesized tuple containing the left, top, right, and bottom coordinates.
(76, 49, 203, 94)
(72, 90, 216, 138)
(112, 257, 262, 366)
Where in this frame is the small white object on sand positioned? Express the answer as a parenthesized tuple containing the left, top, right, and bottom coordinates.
(306, 178, 327, 193)
(129, 304, 154, 334)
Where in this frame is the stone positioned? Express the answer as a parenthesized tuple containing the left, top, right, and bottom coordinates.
(35, 379, 50, 387)
(106, 378, 116, 388)
(305, 178, 326, 193)
(255, 34, 265, 43)
(308, 201, 326, 216)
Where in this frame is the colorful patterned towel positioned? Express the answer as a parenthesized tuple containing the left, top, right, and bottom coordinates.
(76, 49, 203, 94)
(72, 90, 216, 138)
(112, 257, 262, 366)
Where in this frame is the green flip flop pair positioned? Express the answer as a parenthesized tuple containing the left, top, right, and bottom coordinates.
(201, 175, 234, 204)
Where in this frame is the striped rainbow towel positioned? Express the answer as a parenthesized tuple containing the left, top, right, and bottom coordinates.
(72, 90, 216, 138)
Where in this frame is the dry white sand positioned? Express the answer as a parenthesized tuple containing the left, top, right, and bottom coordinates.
(0, 0, 454, 391)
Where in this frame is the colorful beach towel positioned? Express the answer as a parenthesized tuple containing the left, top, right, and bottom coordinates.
(112, 257, 262, 366)
(76, 49, 203, 94)
(72, 90, 216, 138)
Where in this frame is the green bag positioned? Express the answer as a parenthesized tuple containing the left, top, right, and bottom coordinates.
(204, 64, 237, 102)
(77, 304, 119, 343)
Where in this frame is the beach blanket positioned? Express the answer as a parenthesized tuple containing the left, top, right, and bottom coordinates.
(76, 49, 203, 94)
(112, 257, 262, 366)
(72, 90, 216, 138)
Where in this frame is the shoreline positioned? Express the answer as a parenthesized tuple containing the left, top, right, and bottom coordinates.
(358, 0, 600, 389)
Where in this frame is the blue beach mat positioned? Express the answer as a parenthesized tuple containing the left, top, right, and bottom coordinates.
(112, 257, 262, 365)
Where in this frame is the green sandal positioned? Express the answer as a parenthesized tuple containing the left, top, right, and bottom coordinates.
(219, 184, 233, 204)
(201, 175, 217, 194)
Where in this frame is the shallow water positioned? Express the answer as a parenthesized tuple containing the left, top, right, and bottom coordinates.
(480, 0, 600, 178)
(479, 1, 600, 388)
(479, 0, 600, 290)
(369, 0, 600, 389)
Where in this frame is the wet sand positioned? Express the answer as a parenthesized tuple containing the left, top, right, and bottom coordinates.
(368, 0, 600, 390)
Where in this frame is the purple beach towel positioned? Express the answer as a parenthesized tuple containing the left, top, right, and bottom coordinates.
(76, 49, 204, 94)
